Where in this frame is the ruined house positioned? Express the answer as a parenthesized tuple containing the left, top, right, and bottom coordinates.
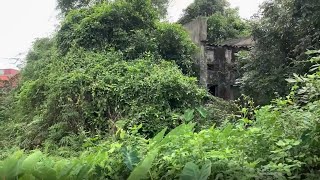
(0, 69, 20, 89)
(183, 17, 253, 100)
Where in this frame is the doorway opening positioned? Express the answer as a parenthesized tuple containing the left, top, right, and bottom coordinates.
(208, 85, 218, 96)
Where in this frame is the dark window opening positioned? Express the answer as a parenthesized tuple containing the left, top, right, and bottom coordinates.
(207, 64, 219, 71)
(209, 85, 218, 96)
(231, 85, 241, 100)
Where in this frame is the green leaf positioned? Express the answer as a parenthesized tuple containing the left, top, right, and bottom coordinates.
(33, 166, 57, 180)
(184, 109, 195, 122)
(21, 151, 43, 172)
(127, 148, 159, 180)
(160, 123, 195, 146)
(0, 154, 23, 178)
(149, 128, 167, 148)
(180, 161, 212, 180)
(276, 140, 286, 147)
(180, 162, 200, 180)
(200, 161, 212, 180)
(305, 50, 320, 55)
(196, 107, 207, 118)
(75, 165, 91, 179)
(115, 120, 127, 129)
(285, 78, 297, 83)
(122, 147, 140, 171)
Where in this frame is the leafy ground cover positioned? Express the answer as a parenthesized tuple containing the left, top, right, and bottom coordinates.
(1, 54, 320, 179)
(1, 0, 320, 179)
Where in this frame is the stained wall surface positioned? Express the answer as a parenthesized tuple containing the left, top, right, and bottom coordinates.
(183, 17, 208, 86)
(183, 18, 252, 100)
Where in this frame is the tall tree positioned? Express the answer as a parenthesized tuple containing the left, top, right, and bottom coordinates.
(178, 0, 250, 44)
(207, 8, 250, 43)
(152, 0, 171, 18)
(57, 0, 92, 14)
(238, 0, 320, 104)
(178, 0, 229, 24)
(57, 0, 170, 18)
(56, 0, 196, 74)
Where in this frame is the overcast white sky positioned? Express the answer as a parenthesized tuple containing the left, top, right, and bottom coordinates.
(0, 0, 264, 69)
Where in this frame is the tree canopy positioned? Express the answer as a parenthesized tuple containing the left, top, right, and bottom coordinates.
(178, 0, 229, 24)
(237, 0, 320, 104)
(178, 0, 250, 44)
(207, 8, 251, 43)
(57, 0, 170, 18)
(56, 0, 196, 74)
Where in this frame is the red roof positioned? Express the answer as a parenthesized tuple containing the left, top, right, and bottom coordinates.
(0, 69, 19, 76)
(0, 69, 20, 88)
(0, 75, 9, 81)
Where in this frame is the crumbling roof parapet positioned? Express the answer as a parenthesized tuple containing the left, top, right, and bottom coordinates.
(202, 37, 254, 50)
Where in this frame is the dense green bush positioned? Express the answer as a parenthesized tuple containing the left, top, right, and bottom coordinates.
(56, 0, 196, 74)
(1, 96, 320, 179)
(0, 91, 7, 122)
(0, 89, 18, 149)
(1, 0, 320, 178)
(154, 23, 197, 74)
(21, 38, 55, 82)
(3, 0, 206, 150)
(237, 0, 320, 104)
(3, 51, 320, 179)
(14, 50, 206, 148)
(56, 0, 158, 55)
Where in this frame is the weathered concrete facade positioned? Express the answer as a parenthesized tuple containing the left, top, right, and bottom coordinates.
(183, 17, 252, 100)
(183, 17, 208, 85)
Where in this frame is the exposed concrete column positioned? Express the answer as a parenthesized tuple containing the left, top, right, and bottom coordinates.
(199, 44, 207, 86)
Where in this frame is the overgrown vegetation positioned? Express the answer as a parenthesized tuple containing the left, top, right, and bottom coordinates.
(237, 0, 320, 104)
(2, 63, 320, 178)
(56, 0, 170, 18)
(207, 8, 250, 43)
(16, 50, 207, 148)
(178, 0, 229, 24)
(178, 0, 250, 43)
(56, 0, 197, 74)
(0, 90, 8, 122)
(1, 0, 320, 179)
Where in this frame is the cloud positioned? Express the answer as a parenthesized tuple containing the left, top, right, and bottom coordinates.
(0, 0, 58, 69)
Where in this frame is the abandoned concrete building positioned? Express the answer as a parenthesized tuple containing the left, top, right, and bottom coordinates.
(183, 17, 253, 100)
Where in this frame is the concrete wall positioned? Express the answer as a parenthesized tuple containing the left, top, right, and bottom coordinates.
(183, 17, 208, 46)
(183, 17, 246, 100)
(183, 17, 208, 86)
(205, 46, 239, 100)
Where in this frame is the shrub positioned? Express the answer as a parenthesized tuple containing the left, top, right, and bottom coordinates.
(15, 50, 206, 148)
(56, 0, 196, 74)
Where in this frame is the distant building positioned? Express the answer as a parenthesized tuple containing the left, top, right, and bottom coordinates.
(183, 17, 253, 100)
(0, 69, 20, 89)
